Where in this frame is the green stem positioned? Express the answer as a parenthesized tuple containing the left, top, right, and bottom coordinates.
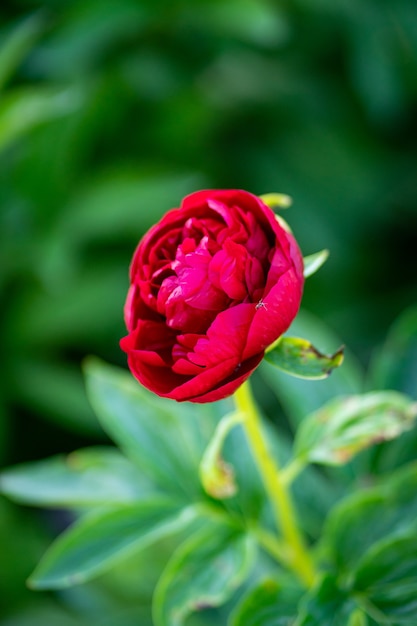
(234, 380, 316, 587)
(280, 457, 306, 487)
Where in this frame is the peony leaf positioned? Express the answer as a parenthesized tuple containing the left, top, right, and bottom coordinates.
(0, 12, 45, 91)
(84, 358, 224, 499)
(153, 520, 255, 626)
(352, 531, 417, 623)
(28, 499, 197, 589)
(294, 391, 417, 466)
(230, 577, 302, 626)
(303, 249, 329, 278)
(366, 304, 417, 473)
(0, 447, 153, 508)
(369, 303, 417, 398)
(296, 574, 364, 626)
(0, 86, 80, 154)
(265, 336, 344, 380)
(323, 461, 417, 575)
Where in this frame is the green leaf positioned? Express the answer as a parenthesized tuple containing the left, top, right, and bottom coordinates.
(0, 12, 45, 91)
(13, 358, 102, 436)
(265, 336, 344, 380)
(0, 604, 90, 626)
(353, 532, 417, 624)
(323, 462, 417, 576)
(0, 447, 153, 507)
(303, 249, 329, 278)
(0, 86, 80, 153)
(84, 358, 223, 499)
(36, 1, 150, 78)
(28, 499, 197, 589)
(294, 391, 417, 466)
(52, 170, 207, 252)
(367, 307, 417, 474)
(296, 574, 360, 626)
(369, 304, 417, 399)
(153, 521, 255, 626)
(230, 577, 302, 626)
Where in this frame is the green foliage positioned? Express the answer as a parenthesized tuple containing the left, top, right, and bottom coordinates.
(0, 86, 80, 153)
(324, 462, 417, 576)
(1, 0, 417, 624)
(294, 391, 417, 466)
(0, 447, 153, 507)
(260, 310, 364, 427)
(352, 532, 417, 623)
(369, 304, 417, 399)
(295, 574, 361, 626)
(3, 347, 417, 625)
(0, 12, 45, 91)
(1, 0, 416, 458)
(28, 499, 197, 590)
(230, 577, 302, 626)
(83, 357, 220, 499)
(302, 463, 417, 625)
(0, 360, 267, 623)
(153, 521, 255, 626)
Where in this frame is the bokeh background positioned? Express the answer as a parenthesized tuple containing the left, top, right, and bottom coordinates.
(1, 1, 416, 624)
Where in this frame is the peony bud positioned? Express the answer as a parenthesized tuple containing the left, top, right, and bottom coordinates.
(120, 189, 304, 402)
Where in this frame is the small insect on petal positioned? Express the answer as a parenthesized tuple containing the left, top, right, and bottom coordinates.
(255, 299, 268, 311)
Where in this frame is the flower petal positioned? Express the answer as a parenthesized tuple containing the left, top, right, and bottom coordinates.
(243, 268, 303, 359)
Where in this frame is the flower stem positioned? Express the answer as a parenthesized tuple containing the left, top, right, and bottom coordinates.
(234, 380, 316, 587)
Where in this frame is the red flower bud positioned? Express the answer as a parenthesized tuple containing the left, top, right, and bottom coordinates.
(120, 189, 304, 402)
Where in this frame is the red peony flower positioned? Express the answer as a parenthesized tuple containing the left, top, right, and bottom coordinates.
(120, 189, 304, 402)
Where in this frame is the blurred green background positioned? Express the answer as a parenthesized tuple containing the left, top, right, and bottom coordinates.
(0, 0, 416, 623)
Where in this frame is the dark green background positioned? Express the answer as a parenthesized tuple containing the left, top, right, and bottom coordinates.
(0, 0, 416, 623)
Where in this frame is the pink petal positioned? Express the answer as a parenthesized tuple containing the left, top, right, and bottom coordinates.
(167, 356, 239, 401)
(209, 240, 248, 300)
(190, 304, 254, 367)
(243, 268, 303, 359)
(183, 352, 264, 403)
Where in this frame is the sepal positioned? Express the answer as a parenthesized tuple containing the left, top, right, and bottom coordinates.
(265, 336, 344, 380)
(303, 249, 329, 278)
(260, 193, 292, 210)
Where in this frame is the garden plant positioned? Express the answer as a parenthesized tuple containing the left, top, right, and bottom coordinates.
(2, 190, 417, 626)
(1, 3, 416, 625)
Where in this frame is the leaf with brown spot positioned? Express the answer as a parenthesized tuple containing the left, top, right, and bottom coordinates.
(294, 391, 417, 466)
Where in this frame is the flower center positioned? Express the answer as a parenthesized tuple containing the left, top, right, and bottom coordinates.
(153, 213, 269, 333)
